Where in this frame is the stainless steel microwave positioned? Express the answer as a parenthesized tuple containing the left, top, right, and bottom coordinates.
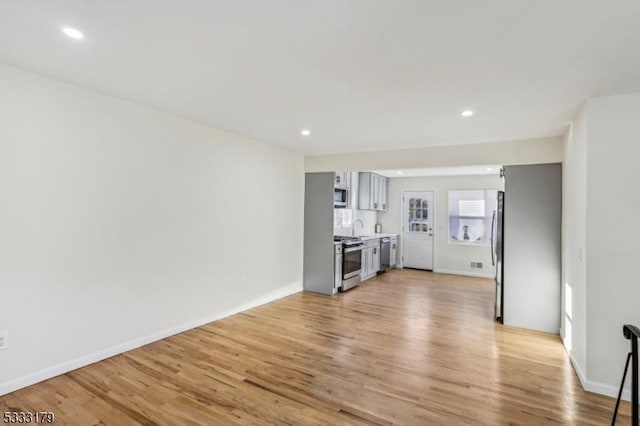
(334, 188, 348, 208)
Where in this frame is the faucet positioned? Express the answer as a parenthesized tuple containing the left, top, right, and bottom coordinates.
(352, 219, 364, 237)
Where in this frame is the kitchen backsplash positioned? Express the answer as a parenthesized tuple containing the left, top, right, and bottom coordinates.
(333, 208, 353, 234)
(334, 208, 377, 236)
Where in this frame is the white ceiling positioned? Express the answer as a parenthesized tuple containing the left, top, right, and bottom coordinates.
(1, 1, 640, 154)
(375, 165, 501, 178)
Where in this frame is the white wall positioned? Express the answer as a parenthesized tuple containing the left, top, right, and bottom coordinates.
(305, 137, 563, 172)
(585, 92, 640, 393)
(378, 175, 504, 277)
(0, 63, 304, 394)
(561, 105, 588, 383)
(562, 91, 640, 399)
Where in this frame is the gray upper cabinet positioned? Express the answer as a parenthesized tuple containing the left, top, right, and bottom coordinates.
(334, 171, 352, 209)
(358, 172, 388, 211)
(334, 171, 351, 189)
(379, 174, 388, 210)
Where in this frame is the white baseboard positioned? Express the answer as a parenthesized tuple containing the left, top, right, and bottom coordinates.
(584, 378, 630, 401)
(560, 334, 631, 401)
(561, 334, 588, 388)
(0, 282, 302, 396)
(433, 268, 494, 279)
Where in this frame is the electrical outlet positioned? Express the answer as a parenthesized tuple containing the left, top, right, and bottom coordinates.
(0, 330, 9, 350)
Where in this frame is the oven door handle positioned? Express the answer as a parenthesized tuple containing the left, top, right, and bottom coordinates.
(344, 246, 363, 253)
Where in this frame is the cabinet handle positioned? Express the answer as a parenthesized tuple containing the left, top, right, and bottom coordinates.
(374, 203, 377, 208)
(383, 204, 386, 209)
(373, 248, 377, 254)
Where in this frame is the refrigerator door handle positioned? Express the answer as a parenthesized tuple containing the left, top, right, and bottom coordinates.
(490, 209, 496, 266)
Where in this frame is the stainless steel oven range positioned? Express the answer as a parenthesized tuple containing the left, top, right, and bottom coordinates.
(334, 236, 363, 291)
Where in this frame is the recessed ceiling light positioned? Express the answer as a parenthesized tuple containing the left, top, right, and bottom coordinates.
(461, 110, 474, 117)
(397, 171, 403, 175)
(301, 129, 311, 136)
(486, 167, 493, 172)
(61, 27, 84, 40)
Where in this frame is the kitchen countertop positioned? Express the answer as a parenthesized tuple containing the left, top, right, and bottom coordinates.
(358, 233, 399, 241)
(334, 233, 398, 243)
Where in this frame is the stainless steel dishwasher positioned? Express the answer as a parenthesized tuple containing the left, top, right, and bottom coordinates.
(379, 237, 391, 272)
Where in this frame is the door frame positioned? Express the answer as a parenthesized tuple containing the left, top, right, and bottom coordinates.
(400, 189, 435, 270)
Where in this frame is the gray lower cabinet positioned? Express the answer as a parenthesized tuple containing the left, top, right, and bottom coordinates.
(334, 243, 342, 291)
(390, 236, 398, 267)
(361, 238, 381, 281)
(372, 243, 380, 272)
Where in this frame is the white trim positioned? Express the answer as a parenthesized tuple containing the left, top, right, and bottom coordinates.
(447, 241, 491, 248)
(561, 333, 631, 401)
(433, 268, 494, 279)
(562, 333, 588, 388)
(584, 378, 630, 401)
(0, 282, 302, 396)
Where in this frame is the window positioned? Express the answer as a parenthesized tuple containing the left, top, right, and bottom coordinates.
(448, 190, 497, 245)
(407, 197, 430, 232)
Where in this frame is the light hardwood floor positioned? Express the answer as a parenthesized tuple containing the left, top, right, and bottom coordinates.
(1, 269, 630, 425)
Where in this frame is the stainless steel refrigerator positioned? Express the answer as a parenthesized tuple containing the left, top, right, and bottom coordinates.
(491, 191, 505, 323)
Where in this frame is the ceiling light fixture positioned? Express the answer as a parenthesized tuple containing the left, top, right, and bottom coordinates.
(301, 129, 311, 136)
(61, 27, 85, 40)
(461, 110, 474, 117)
(486, 167, 493, 172)
(397, 171, 403, 175)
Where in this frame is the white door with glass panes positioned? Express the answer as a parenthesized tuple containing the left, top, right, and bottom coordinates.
(402, 191, 434, 270)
